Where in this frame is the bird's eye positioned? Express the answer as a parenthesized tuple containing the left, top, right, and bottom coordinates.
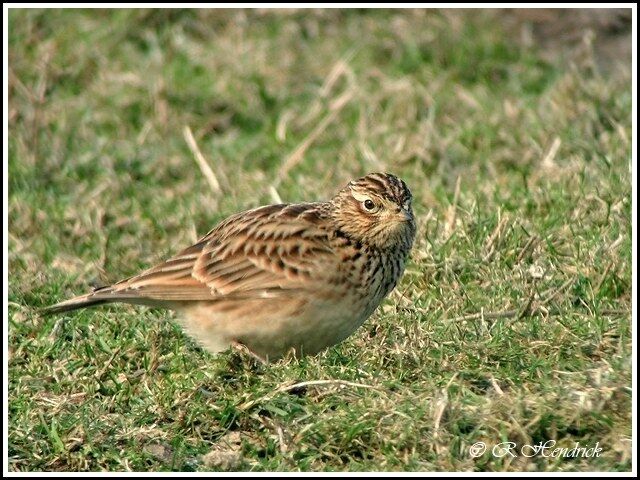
(363, 199, 376, 211)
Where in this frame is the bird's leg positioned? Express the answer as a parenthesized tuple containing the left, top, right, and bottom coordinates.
(230, 341, 268, 365)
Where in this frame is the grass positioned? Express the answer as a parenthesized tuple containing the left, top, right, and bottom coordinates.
(7, 8, 633, 472)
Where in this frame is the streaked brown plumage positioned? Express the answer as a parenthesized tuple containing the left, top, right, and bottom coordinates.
(45, 172, 416, 361)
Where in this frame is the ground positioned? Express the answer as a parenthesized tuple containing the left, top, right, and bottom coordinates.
(7, 8, 632, 472)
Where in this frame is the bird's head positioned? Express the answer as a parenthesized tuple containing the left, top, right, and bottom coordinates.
(331, 172, 416, 251)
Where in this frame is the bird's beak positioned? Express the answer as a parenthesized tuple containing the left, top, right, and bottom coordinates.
(396, 209, 413, 222)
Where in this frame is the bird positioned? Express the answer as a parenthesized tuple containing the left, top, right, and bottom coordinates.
(44, 172, 416, 362)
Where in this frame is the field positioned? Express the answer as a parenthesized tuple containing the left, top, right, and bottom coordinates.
(7, 9, 633, 472)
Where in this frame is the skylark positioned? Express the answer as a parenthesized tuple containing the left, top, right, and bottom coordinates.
(45, 172, 416, 361)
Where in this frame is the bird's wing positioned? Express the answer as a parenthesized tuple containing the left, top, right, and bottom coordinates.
(104, 203, 335, 302)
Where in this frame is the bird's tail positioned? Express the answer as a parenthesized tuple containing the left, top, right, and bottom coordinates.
(41, 282, 187, 315)
(41, 287, 116, 315)
(43, 296, 109, 314)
